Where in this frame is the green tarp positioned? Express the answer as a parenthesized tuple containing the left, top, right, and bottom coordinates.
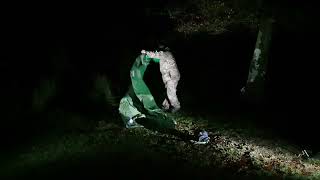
(118, 53, 175, 129)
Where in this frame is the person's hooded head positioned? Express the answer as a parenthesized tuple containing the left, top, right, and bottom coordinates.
(158, 44, 170, 52)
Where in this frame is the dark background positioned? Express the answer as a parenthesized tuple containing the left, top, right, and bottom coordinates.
(1, 1, 319, 154)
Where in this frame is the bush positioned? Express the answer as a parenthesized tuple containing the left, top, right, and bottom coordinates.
(32, 79, 57, 113)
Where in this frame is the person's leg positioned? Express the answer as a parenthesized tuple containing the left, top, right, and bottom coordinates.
(166, 80, 180, 112)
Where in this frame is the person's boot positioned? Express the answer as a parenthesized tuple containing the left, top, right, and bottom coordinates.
(162, 99, 170, 111)
(171, 104, 180, 113)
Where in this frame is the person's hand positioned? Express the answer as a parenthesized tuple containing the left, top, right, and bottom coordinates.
(146, 51, 156, 58)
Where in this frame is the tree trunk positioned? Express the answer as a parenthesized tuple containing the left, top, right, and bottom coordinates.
(242, 17, 274, 104)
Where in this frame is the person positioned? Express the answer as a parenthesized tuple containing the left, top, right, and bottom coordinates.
(118, 51, 175, 129)
(143, 46, 181, 113)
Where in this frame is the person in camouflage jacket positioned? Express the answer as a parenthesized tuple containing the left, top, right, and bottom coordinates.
(142, 46, 181, 113)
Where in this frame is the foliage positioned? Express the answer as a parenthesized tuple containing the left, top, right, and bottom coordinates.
(32, 79, 57, 112)
(165, 0, 258, 34)
(91, 75, 118, 107)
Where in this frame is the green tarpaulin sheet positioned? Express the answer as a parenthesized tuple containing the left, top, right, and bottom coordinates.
(118, 53, 175, 129)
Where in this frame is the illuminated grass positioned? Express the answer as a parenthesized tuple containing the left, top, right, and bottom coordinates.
(1, 112, 319, 179)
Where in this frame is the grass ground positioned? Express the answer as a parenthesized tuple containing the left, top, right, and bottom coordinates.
(1, 110, 319, 179)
